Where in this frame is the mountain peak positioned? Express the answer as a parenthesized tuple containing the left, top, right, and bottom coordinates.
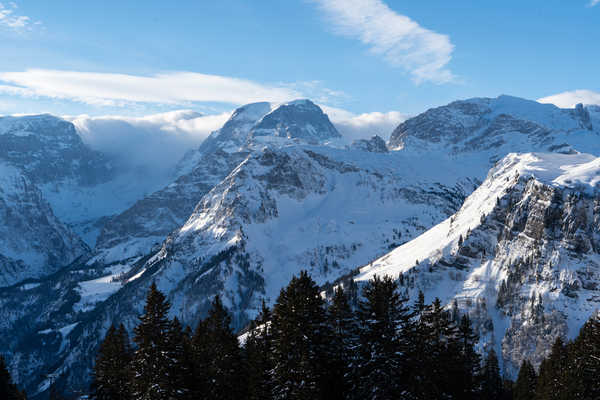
(388, 95, 598, 153)
(251, 99, 341, 143)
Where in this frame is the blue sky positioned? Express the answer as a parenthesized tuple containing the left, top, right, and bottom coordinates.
(0, 0, 598, 123)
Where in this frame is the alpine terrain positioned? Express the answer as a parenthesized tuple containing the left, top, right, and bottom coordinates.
(1, 95, 600, 395)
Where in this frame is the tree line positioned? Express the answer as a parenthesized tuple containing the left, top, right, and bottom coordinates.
(513, 314, 600, 400)
(2, 270, 598, 399)
(91, 272, 510, 400)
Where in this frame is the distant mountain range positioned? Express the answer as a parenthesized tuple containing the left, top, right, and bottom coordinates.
(1, 96, 600, 396)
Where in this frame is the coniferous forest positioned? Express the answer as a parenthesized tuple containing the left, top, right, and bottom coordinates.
(2, 271, 600, 399)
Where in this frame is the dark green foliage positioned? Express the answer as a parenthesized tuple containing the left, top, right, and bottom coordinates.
(325, 287, 359, 400)
(0, 355, 26, 400)
(454, 315, 481, 400)
(535, 337, 568, 400)
(191, 295, 243, 400)
(355, 275, 411, 399)
(243, 300, 274, 400)
(91, 324, 132, 400)
(130, 282, 176, 400)
(514, 360, 536, 400)
(271, 271, 330, 400)
(85, 272, 600, 400)
(480, 348, 504, 400)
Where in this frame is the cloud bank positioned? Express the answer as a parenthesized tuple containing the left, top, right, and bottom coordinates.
(538, 90, 600, 108)
(65, 102, 405, 184)
(323, 105, 407, 140)
(68, 110, 231, 178)
(0, 69, 302, 107)
(312, 0, 455, 84)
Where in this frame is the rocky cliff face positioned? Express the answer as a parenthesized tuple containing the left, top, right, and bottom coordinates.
(0, 162, 87, 286)
(0, 115, 113, 186)
(357, 152, 600, 376)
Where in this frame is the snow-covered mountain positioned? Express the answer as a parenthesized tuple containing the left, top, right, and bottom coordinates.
(93, 99, 344, 266)
(0, 162, 88, 286)
(389, 95, 599, 157)
(0, 114, 113, 186)
(357, 152, 600, 376)
(3, 95, 600, 395)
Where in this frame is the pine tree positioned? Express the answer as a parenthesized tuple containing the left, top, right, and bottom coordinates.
(271, 271, 330, 400)
(404, 291, 433, 399)
(324, 286, 359, 400)
(0, 355, 25, 400)
(130, 282, 174, 400)
(191, 295, 243, 400)
(355, 275, 411, 399)
(91, 324, 132, 400)
(514, 360, 536, 400)
(479, 348, 504, 400)
(563, 315, 600, 400)
(163, 318, 193, 400)
(452, 314, 481, 400)
(535, 337, 567, 400)
(423, 297, 462, 399)
(244, 300, 274, 400)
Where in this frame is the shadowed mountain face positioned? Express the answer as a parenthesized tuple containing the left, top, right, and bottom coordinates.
(0, 114, 113, 186)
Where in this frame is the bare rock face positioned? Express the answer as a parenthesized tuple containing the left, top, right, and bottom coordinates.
(0, 163, 88, 286)
(356, 152, 600, 377)
(350, 135, 388, 153)
(0, 114, 113, 186)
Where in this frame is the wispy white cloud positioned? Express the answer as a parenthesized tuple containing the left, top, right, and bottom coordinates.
(0, 2, 36, 31)
(312, 0, 455, 84)
(322, 105, 407, 140)
(538, 89, 600, 108)
(589, 0, 600, 7)
(0, 69, 305, 107)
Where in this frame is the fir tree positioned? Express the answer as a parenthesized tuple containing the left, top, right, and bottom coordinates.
(163, 318, 193, 400)
(244, 300, 274, 400)
(271, 271, 330, 400)
(514, 359, 536, 400)
(405, 290, 434, 399)
(192, 295, 243, 400)
(0, 355, 25, 400)
(535, 337, 567, 400)
(355, 275, 411, 399)
(325, 286, 359, 400)
(130, 282, 174, 400)
(567, 315, 600, 399)
(453, 314, 481, 400)
(91, 324, 132, 400)
(480, 348, 504, 400)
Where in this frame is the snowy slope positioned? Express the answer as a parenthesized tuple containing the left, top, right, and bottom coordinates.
(357, 152, 600, 376)
(92, 99, 344, 265)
